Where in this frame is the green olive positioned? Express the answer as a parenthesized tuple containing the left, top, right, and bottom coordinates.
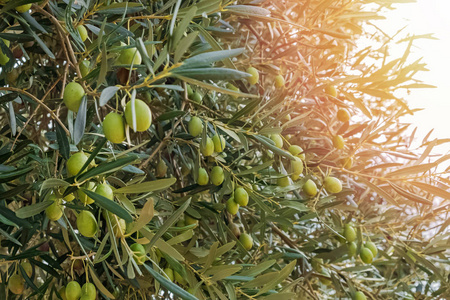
(188, 116, 203, 137)
(226, 198, 239, 215)
(45, 195, 63, 221)
(8, 274, 24, 295)
(78, 181, 96, 205)
(246, 67, 259, 85)
(323, 176, 342, 193)
(239, 233, 253, 250)
(77, 210, 98, 238)
(117, 44, 142, 68)
(66, 281, 82, 300)
(79, 60, 90, 77)
(344, 224, 356, 242)
(16, 4, 32, 13)
(200, 137, 214, 156)
(365, 241, 378, 257)
(347, 242, 357, 257)
(192, 91, 203, 103)
(77, 25, 88, 42)
(124, 99, 152, 132)
(274, 74, 285, 88)
(333, 135, 345, 149)
(0, 39, 10, 65)
(95, 183, 114, 200)
(325, 85, 337, 97)
(211, 166, 224, 186)
(337, 108, 350, 122)
(354, 291, 367, 300)
(63, 82, 85, 112)
(212, 134, 226, 152)
(67, 152, 89, 176)
(270, 134, 283, 148)
(164, 268, 174, 282)
(197, 167, 209, 185)
(360, 247, 374, 264)
(130, 243, 146, 265)
(277, 176, 290, 187)
(288, 145, 305, 160)
(81, 282, 96, 299)
(103, 112, 126, 144)
(302, 179, 318, 197)
(234, 187, 249, 206)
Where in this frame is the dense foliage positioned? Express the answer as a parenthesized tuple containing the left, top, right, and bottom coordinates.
(0, 0, 449, 299)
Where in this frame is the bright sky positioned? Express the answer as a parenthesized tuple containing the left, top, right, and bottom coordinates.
(375, 0, 450, 152)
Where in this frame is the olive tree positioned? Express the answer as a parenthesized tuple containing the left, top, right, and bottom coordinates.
(0, 0, 448, 299)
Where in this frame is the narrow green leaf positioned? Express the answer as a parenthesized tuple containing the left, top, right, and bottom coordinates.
(149, 199, 190, 247)
(99, 86, 120, 107)
(56, 123, 70, 160)
(143, 264, 197, 300)
(73, 96, 87, 145)
(114, 178, 177, 194)
(16, 201, 53, 219)
(81, 189, 132, 223)
(77, 155, 138, 182)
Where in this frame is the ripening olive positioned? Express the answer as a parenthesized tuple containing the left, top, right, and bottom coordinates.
(81, 282, 96, 300)
(63, 82, 85, 112)
(77, 210, 98, 238)
(8, 274, 24, 295)
(77, 25, 88, 42)
(130, 243, 146, 265)
(360, 247, 374, 264)
(16, 4, 32, 13)
(303, 179, 318, 197)
(197, 168, 209, 185)
(212, 134, 226, 152)
(274, 74, 285, 88)
(337, 108, 350, 122)
(192, 91, 203, 103)
(226, 198, 239, 215)
(200, 137, 214, 156)
(124, 99, 152, 132)
(246, 67, 259, 85)
(45, 195, 64, 221)
(270, 134, 283, 148)
(67, 152, 89, 176)
(211, 166, 224, 186)
(365, 241, 378, 257)
(354, 291, 367, 300)
(323, 176, 342, 194)
(234, 187, 249, 206)
(239, 233, 253, 250)
(344, 224, 356, 242)
(277, 176, 290, 187)
(103, 112, 126, 143)
(333, 135, 345, 149)
(325, 85, 337, 97)
(188, 116, 203, 137)
(117, 44, 142, 67)
(78, 181, 96, 205)
(95, 183, 114, 200)
(156, 159, 168, 177)
(66, 281, 82, 300)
